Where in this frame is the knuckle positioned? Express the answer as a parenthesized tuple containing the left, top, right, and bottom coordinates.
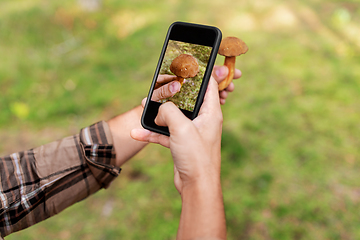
(159, 87, 167, 99)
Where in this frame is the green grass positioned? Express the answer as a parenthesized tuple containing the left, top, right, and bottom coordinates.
(2, 0, 360, 239)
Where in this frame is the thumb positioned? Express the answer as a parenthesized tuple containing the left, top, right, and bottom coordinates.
(155, 101, 191, 133)
(212, 65, 229, 84)
(198, 77, 222, 116)
(152, 81, 181, 102)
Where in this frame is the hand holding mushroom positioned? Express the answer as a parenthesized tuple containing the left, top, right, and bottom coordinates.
(151, 75, 181, 102)
(142, 65, 242, 107)
(217, 37, 248, 91)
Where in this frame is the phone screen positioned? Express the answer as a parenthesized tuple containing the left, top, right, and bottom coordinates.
(150, 40, 213, 112)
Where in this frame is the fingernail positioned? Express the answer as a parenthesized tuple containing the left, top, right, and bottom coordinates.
(170, 81, 181, 93)
(216, 66, 225, 77)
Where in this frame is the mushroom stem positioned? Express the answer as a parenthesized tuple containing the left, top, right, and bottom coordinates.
(218, 56, 236, 91)
(176, 76, 185, 86)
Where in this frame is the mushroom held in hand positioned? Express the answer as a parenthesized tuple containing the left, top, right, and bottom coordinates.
(218, 37, 248, 91)
(170, 54, 199, 86)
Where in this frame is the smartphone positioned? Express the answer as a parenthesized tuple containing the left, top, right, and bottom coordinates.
(141, 22, 222, 136)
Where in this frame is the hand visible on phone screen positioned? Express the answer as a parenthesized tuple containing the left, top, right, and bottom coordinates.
(212, 65, 242, 105)
(151, 75, 181, 102)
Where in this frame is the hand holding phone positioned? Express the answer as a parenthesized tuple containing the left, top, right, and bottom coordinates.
(141, 22, 222, 136)
(131, 72, 227, 240)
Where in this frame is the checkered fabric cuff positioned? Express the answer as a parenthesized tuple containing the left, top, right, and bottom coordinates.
(80, 121, 121, 188)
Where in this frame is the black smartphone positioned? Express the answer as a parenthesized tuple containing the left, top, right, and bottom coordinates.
(141, 21, 222, 136)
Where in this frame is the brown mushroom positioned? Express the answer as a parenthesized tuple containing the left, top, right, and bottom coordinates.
(218, 37, 248, 91)
(170, 54, 199, 86)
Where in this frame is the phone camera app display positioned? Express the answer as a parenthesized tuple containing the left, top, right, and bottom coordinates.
(150, 40, 212, 112)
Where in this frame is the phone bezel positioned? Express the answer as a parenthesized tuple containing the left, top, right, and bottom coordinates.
(141, 22, 222, 136)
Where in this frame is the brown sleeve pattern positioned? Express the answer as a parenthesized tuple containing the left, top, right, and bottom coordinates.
(0, 121, 120, 238)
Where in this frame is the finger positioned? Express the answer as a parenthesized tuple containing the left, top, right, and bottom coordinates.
(154, 101, 191, 133)
(212, 65, 229, 84)
(219, 90, 228, 100)
(151, 81, 181, 102)
(130, 128, 170, 148)
(233, 68, 242, 80)
(156, 75, 177, 85)
(155, 75, 177, 89)
(141, 97, 147, 108)
(218, 82, 234, 105)
(225, 82, 235, 92)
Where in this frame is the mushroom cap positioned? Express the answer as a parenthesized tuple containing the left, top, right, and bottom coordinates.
(218, 37, 248, 57)
(170, 54, 199, 78)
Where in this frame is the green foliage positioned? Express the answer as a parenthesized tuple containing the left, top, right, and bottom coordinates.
(2, 0, 360, 239)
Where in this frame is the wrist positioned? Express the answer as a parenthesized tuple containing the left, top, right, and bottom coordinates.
(178, 171, 226, 240)
(107, 105, 147, 167)
(181, 172, 222, 199)
(179, 150, 222, 194)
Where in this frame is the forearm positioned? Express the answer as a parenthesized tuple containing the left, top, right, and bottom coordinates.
(107, 105, 148, 167)
(177, 178, 226, 240)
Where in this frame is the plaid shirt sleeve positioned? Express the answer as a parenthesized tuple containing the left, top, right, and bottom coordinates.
(0, 121, 121, 238)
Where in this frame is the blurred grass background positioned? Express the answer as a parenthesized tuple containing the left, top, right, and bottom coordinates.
(1, 0, 360, 239)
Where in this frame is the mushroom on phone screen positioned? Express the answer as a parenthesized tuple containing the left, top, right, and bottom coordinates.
(170, 54, 199, 86)
(218, 37, 248, 91)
